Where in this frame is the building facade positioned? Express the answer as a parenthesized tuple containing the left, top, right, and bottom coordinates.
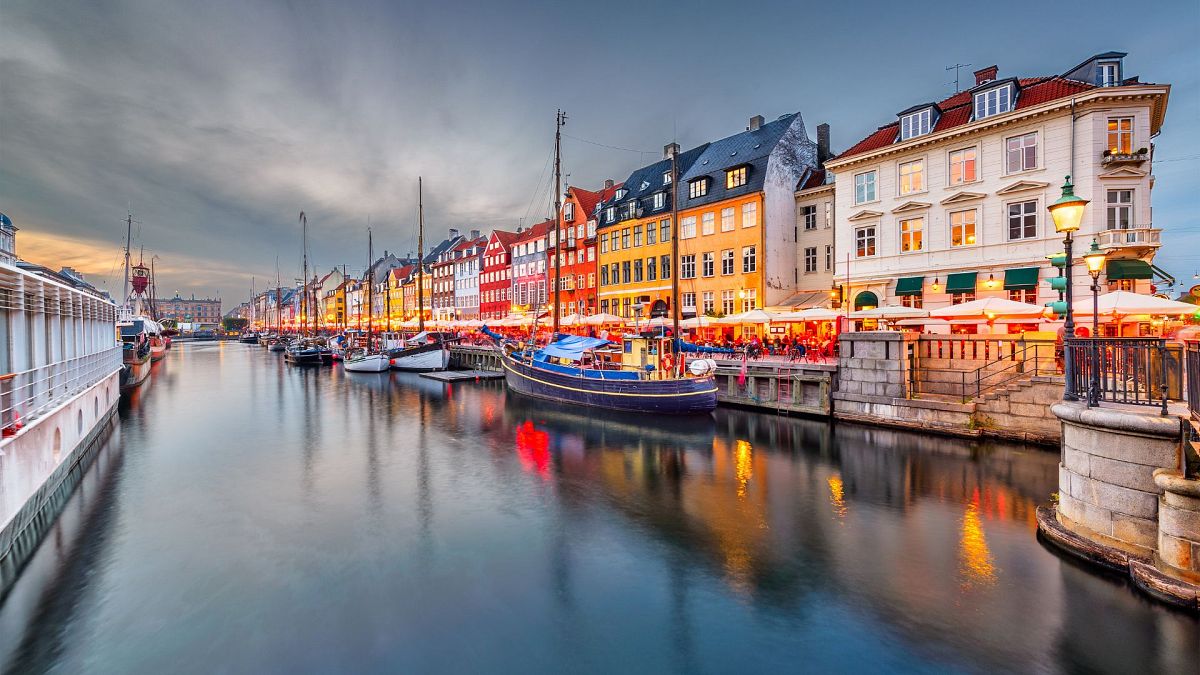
(480, 230, 519, 320)
(827, 53, 1171, 321)
(453, 234, 487, 321)
(792, 171, 837, 308)
(549, 184, 612, 317)
(155, 292, 222, 325)
(510, 220, 552, 314)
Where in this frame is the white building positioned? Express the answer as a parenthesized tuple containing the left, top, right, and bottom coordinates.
(826, 53, 1171, 330)
(453, 234, 486, 321)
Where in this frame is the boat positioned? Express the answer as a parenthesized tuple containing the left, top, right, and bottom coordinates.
(148, 320, 169, 361)
(118, 314, 153, 393)
(388, 331, 452, 371)
(284, 338, 330, 366)
(343, 227, 395, 373)
(489, 331, 717, 415)
(344, 348, 391, 372)
(239, 331, 260, 344)
(268, 337, 289, 352)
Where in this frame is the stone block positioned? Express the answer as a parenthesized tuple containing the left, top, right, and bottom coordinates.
(1159, 502, 1200, 541)
(1158, 533, 1195, 572)
(982, 399, 1010, 414)
(1059, 464, 1075, 494)
(1111, 513, 1158, 549)
(1058, 492, 1113, 537)
(1063, 446, 1091, 477)
(1074, 474, 1158, 519)
(1164, 489, 1200, 512)
(1088, 456, 1158, 493)
(1062, 423, 1178, 468)
(880, 383, 903, 398)
(1010, 401, 1050, 419)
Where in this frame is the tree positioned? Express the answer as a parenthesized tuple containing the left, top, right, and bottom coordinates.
(223, 317, 249, 332)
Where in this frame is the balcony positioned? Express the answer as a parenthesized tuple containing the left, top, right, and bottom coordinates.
(1100, 149, 1150, 167)
(1097, 227, 1161, 250)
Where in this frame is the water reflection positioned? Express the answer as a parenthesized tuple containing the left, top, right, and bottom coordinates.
(0, 342, 1195, 674)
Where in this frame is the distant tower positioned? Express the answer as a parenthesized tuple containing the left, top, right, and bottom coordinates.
(0, 213, 16, 265)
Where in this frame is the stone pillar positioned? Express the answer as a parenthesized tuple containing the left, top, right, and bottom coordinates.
(836, 331, 917, 400)
(1053, 402, 1182, 555)
(1153, 469, 1200, 582)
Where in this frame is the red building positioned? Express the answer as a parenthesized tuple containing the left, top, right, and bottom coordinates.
(480, 229, 519, 320)
(550, 183, 620, 317)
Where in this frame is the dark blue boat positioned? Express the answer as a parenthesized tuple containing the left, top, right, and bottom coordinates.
(492, 332, 717, 415)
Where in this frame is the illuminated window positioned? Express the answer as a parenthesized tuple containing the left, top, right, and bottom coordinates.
(1008, 289, 1036, 303)
(726, 166, 747, 189)
(949, 147, 977, 184)
(1005, 132, 1037, 173)
(950, 210, 977, 247)
(689, 178, 708, 199)
(901, 294, 922, 308)
(951, 291, 976, 305)
(898, 159, 924, 195)
(899, 217, 924, 252)
(741, 289, 757, 312)
(855, 226, 876, 258)
(900, 108, 932, 140)
(1107, 117, 1133, 154)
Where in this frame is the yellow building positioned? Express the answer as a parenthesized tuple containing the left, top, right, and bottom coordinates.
(595, 143, 708, 319)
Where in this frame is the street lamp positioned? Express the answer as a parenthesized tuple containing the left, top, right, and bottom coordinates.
(1082, 238, 1107, 407)
(1047, 175, 1089, 401)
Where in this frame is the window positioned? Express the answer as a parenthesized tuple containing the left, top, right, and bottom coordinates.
(950, 209, 977, 247)
(621, 261, 631, 284)
(741, 202, 758, 228)
(1008, 289, 1037, 303)
(689, 178, 708, 199)
(973, 85, 1012, 119)
(900, 108, 931, 140)
(702, 212, 715, 236)
(681, 292, 696, 311)
(742, 246, 757, 273)
(801, 205, 817, 232)
(600, 299, 609, 314)
(647, 257, 657, 281)
(680, 216, 696, 239)
(1107, 190, 1133, 230)
(663, 171, 672, 185)
(621, 228, 630, 248)
(824, 202, 832, 228)
(726, 166, 747, 189)
(855, 226, 877, 257)
(563, 202, 574, 221)
(660, 255, 671, 279)
(1005, 132, 1037, 173)
(605, 206, 615, 223)
(702, 252, 714, 277)
(721, 207, 735, 232)
(1099, 62, 1119, 87)
(721, 249, 734, 275)
(804, 247, 817, 273)
(587, 273, 595, 288)
(615, 188, 627, 200)
(633, 225, 642, 247)
(633, 259, 643, 282)
(626, 201, 638, 220)
(949, 147, 977, 184)
(681, 254, 696, 279)
(901, 294, 923, 308)
(854, 171, 877, 204)
(610, 263, 619, 285)
(702, 291, 715, 314)
(742, 289, 757, 312)
(645, 224, 656, 245)
(825, 244, 832, 271)
(622, 297, 631, 317)
(1007, 200, 1037, 240)
(897, 217, 923, 253)
(721, 290, 735, 315)
(898, 159, 924, 195)
(951, 291, 976, 305)
(1107, 117, 1134, 155)
(659, 219, 671, 242)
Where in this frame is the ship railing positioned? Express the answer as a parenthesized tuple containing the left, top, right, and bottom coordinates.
(0, 346, 123, 435)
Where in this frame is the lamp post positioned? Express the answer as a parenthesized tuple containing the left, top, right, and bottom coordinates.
(1082, 239, 1107, 407)
(1047, 176, 1089, 401)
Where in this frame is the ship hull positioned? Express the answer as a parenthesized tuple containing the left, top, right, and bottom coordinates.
(501, 354, 717, 415)
(119, 354, 152, 394)
(344, 353, 391, 372)
(389, 343, 449, 372)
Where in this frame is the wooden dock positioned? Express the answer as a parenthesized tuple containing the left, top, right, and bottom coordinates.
(420, 370, 505, 382)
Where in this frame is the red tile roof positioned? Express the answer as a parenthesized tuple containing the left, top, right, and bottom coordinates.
(570, 183, 623, 218)
(836, 76, 1096, 161)
(513, 218, 553, 245)
(488, 229, 520, 249)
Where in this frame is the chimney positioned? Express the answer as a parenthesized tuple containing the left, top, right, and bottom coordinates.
(663, 142, 679, 159)
(816, 123, 831, 165)
(448, 228, 459, 240)
(470, 229, 480, 240)
(748, 115, 765, 131)
(603, 179, 614, 190)
(974, 65, 998, 86)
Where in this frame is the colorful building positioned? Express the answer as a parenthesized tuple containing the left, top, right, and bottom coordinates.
(510, 220, 552, 315)
(550, 183, 619, 317)
(480, 229, 519, 320)
(453, 234, 487, 321)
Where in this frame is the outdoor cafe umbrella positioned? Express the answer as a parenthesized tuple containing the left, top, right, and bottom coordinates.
(929, 297, 1046, 318)
(849, 305, 930, 319)
(1071, 290, 1199, 318)
(559, 313, 582, 326)
(580, 312, 626, 326)
(775, 307, 841, 322)
(716, 309, 778, 325)
(680, 315, 718, 328)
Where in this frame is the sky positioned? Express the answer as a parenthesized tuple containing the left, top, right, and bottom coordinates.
(2, 0, 1198, 305)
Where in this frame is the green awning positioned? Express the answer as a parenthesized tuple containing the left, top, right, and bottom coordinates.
(853, 291, 878, 310)
(1107, 259, 1153, 280)
(1003, 267, 1040, 290)
(894, 276, 924, 296)
(1151, 264, 1176, 285)
(946, 272, 977, 293)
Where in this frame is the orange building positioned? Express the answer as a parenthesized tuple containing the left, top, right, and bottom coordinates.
(549, 183, 620, 317)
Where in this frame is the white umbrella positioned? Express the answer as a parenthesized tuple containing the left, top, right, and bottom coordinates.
(849, 305, 930, 319)
(559, 313, 581, 326)
(716, 309, 778, 325)
(680, 315, 717, 328)
(775, 307, 841, 322)
(895, 317, 948, 326)
(1072, 290, 1198, 317)
(930, 297, 1046, 318)
(580, 312, 625, 326)
(642, 316, 672, 328)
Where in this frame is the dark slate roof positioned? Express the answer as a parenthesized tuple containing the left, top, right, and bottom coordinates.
(423, 235, 463, 264)
(676, 113, 800, 210)
(596, 143, 709, 231)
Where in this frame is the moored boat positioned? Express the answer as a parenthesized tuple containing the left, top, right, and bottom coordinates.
(239, 331, 260, 344)
(284, 339, 331, 366)
(388, 331, 452, 371)
(343, 348, 391, 372)
(118, 316, 153, 393)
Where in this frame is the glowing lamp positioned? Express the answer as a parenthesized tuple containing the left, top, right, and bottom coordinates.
(985, 273, 997, 289)
(1082, 239, 1107, 277)
(1048, 176, 1089, 234)
(931, 277, 940, 292)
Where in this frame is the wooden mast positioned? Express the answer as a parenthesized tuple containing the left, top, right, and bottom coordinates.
(417, 177, 425, 333)
(670, 144, 681, 352)
(299, 211, 308, 335)
(366, 227, 373, 343)
(551, 109, 565, 335)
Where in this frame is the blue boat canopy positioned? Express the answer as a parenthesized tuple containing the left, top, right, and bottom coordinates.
(540, 335, 611, 360)
(675, 339, 735, 354)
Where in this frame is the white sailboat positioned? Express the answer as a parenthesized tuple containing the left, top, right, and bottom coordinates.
(345, 227, 392, 373)
(389, 177, 450, 371)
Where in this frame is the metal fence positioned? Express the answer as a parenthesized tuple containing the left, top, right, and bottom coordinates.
(1065, 338, 1182, 415)
(0, 347, 123, 434)
(1187, 340, 1199, 422)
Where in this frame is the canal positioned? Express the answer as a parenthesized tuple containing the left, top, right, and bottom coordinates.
(0, 342, 1196, 673)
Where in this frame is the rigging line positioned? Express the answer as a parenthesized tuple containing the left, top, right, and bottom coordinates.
(563, 133, 655, 156)
(521, 144, 556, 227)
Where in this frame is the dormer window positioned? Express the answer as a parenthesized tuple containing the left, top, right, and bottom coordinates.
(1099, 61, 1120, 87)
(615, 188, 627, 200)
(563, 202, 574, 221)
(663, 171, 672, 185)
(973, 84, 1013, 120)
(653, 192, 666, 210)
(899, 108, 932, 140)
(625, 201, 638, 219)
(604, 206, 615, 223)
(689, 178, 709, 199)
(725, 166, 748, 189)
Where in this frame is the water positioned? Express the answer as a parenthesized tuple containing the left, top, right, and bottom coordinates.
(0, 342, 1196, 673)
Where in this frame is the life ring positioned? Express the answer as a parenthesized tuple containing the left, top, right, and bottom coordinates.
(661, 352, 674, 372)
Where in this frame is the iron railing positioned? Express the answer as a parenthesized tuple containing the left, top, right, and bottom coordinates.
(0, 347, 123, 434)
(912, 340, 1058, 403)
(1065, 338, 1182, 415)
(966, 342, 1059, 403)
(1186, 340, 1199, 422)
